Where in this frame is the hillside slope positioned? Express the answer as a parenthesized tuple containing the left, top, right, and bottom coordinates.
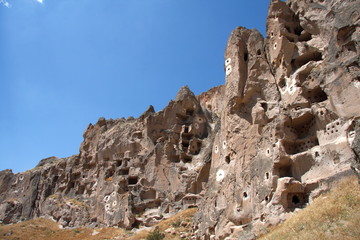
(259, 177, 360, 240)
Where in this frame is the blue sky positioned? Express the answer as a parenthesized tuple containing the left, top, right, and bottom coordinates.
(0, 0, 269, 173)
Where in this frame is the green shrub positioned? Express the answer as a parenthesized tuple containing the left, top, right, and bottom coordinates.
(171, 219, 181, 228)
(146, 228, 165, 240)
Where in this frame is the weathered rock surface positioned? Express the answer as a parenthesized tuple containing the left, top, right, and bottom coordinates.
(194, 0, 360, 239)
(0, 86, 215, 229)
(0, 0, 359, 239)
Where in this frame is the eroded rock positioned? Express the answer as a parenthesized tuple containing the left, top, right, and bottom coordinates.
(0, 86, 215, 229)
(0, 0, 359, 239)
(194, 0, 360, 239)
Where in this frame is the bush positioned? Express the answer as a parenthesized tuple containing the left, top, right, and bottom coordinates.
(171, 219, 181, 228)
(146, 228, 165, 240)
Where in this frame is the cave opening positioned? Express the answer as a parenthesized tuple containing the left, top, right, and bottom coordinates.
(225, 155, 230, 164)
(292, 195, 300, 205)
(244, 52, 249, 62)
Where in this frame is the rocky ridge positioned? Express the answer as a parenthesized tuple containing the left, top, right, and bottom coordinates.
(1, 0, 360, 239)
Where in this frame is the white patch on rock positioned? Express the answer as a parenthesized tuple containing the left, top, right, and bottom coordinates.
(348, 131, 356, 145)
(288, 84, 298, 95)
(279, 77, 298, 95)
(266, 148, 271, 156)
(222, 141, 227, 149)
(216, 169, 225, 182)
(226, 65, 232, 76)
(105, 204, 110, 211)
(354, 81, 360, 88)
(225, 58, 231, 66)
(215, 145, 219, 154)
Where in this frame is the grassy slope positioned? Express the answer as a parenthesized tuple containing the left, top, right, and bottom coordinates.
(0, 218, 124, 240)
(258, 176, 360, 240)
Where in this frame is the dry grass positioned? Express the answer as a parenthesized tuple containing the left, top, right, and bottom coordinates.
(65, 197, 89, 208)
(105, 177, 113, 182)
(127, 208, 196, 240)
(0, 208, 197, 240)
(259, 176, 360, 240)
(0, 218, 124, 240)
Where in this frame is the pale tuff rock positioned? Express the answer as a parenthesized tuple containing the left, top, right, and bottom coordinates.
(194, 0, 360, 239)
(0, 0, 360, 239)
(0, 86, 214, 228)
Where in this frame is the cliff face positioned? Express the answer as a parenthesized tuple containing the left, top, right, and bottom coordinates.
(0, 86, 216, 229)
(0, 0, 359, 239)
(194, 0, 360, 238)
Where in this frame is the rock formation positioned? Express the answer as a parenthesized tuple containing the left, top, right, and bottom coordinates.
(194, 0, 360, 239)
(0, 0, 359, 239)
(0, 86, 216, 229)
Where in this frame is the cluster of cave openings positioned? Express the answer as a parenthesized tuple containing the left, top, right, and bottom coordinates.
(180, 128, 193, 152)
(284, 113, 316, 139)
(287, 192, 307, 210)
(283, 138, 319, 155)
(183, 196, 198, 208)
(303, 87, 328, 104)
(179, 124, 201, 161)
(324, 120, 341, 136)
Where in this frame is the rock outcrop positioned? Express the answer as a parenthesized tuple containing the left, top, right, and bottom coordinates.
(194, 0, 360, 239)
(0, 86, 215, 228)
(0, 0, 359, 239)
